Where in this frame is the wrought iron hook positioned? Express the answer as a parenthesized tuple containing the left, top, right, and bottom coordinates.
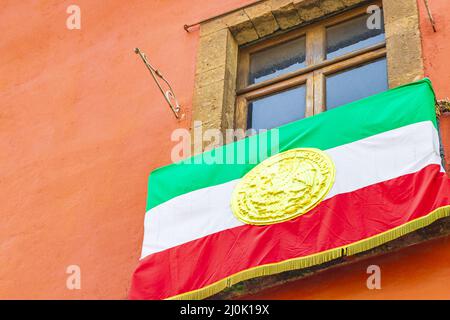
(134, 48, 182, 119)
(424, 0, 437, 32)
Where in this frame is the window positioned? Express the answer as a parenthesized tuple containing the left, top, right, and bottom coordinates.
(247, 86, 306, 130)
(326, 58, 387, 109)
(249, 36, 306, 85)
(236, 2, 387, 131)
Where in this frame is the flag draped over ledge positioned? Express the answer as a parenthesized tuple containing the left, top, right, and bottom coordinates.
(129, 79, 450, 300)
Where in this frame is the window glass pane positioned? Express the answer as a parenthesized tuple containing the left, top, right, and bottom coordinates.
(249, 36, 306, 85)
(326, 12, 385, 59)
(326, 58, 388, 110)
(247, 86, 306, 130)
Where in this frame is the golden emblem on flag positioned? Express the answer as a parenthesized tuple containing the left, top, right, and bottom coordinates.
(231, 148, 335, 225)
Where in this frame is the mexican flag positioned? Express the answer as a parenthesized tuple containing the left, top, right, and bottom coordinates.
(130, 79, 450, 300)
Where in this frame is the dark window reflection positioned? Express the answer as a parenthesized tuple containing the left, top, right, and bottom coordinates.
(326, 58, 388, 110)
(326, 12, 385, 60)
(247, 86, 306, 130)
(249, 36, 306, 85)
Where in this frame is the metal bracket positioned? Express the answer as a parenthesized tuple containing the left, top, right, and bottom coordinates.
(134, 48, 182, 119)
(424, 0, 437, 32)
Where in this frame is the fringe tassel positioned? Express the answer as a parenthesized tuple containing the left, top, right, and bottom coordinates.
(167, 205, 450, 300)
(346, 206, 450, 256)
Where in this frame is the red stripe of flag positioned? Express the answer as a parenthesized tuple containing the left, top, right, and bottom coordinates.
(130, 164, 450, 300)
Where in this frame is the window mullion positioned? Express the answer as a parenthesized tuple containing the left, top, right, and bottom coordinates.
(306, 25, 325, 66)
(306, 25, 325, 115)
(235, 96, 248, 131)
(313, 71, 326, 114)
(305, 75, 314, 118)
(237, 52, 250, 90)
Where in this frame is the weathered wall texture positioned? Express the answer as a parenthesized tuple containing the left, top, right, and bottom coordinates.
(383, 0, 424, 87)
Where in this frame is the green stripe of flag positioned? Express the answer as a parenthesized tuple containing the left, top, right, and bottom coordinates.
(147, 78, 436, 210)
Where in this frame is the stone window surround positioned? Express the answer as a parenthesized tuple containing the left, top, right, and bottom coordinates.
(192, 0, 424, 137)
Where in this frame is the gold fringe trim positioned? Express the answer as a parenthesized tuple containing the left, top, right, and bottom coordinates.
(167, 205, 450, 300)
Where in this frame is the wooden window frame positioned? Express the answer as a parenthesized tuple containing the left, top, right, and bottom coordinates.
(235, 0, 386, 130)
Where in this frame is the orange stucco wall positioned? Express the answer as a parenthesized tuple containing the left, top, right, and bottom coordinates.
(0, 0, 449, 300)
(417, 0, 450, 173)
(418, 0, 450, 100)
(0, 0, 254, 299)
